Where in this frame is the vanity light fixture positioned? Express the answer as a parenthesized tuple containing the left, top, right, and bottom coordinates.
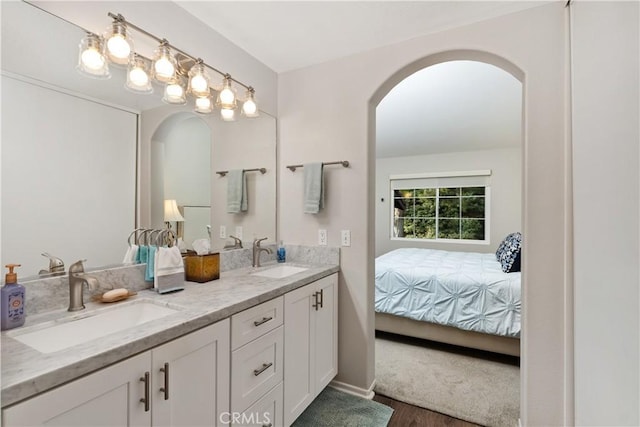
(216, 74, 237, 110)
(104, 16, 133, 65)
(126, 54, 152, 93)
(220, 107, 236, 122)
(163, 77, 187, 105)
(194, 93, 214, 114)
(77, 33, 110, 79)
(188, 59, 211, 97)
(241, 87, 259, 118)
(77, 12, 260, 118)
(152, 40, 176, 83)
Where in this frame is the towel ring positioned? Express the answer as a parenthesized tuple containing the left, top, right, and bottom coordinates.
(149, 229, 164, 247)
(127, 228, 146, 246)
(139, 229, 154, 246)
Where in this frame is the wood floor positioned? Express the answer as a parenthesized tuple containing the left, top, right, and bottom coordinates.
(373, 394, 481, 427)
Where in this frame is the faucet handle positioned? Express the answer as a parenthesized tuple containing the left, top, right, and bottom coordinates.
(69, 259, 87, 274)
(254, 237, 268, 247)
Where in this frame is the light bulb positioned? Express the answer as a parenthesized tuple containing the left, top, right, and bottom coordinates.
(81, 48, 105, 70)
(191, 74, 208, 93)
(196, 97, 211, 109)
(155, 57, 175, 80)
(219, 87, 235, 105)
(220, 108, 235, 121)
(107, 34, 130, 61)
(242, 99, 257, 116)
(166, 83, 183, 98)
(129, 67, 149, 86)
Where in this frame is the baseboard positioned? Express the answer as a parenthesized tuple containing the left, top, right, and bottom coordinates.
(329, 379, 376, 400)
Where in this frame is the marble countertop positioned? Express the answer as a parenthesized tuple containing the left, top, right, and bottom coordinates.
(1, 261, 339, 408)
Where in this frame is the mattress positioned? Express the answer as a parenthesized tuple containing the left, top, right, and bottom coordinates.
(375, 248, 521, 338)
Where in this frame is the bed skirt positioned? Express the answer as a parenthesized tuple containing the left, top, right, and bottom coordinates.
(375, 312, 520, 357)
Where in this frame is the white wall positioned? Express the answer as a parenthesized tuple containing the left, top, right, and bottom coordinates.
(572, 2, 640, 425)
(279, 3, 570, 425)
(376, 148, 521, 256)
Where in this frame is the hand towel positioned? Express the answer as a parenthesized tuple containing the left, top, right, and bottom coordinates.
(122, 244, 139, 265)
(145, 246, 157, 282)
(227, 169, 248, 213)
(303, 162, 324, 214)
(154, 246, 185, 294)
(139, 245, 149, 266)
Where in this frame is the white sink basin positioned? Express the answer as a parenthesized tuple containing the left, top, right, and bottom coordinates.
(10, 300, 179, 354)
(252, 265, 308, 279)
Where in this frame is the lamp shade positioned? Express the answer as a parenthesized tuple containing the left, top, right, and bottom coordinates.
(164, 199, 184, 222)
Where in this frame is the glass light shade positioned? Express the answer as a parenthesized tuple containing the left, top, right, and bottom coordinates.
(125, 55, 152, 94)
(188, 62, 210, 97)
(216, 76, 237, 109)
(153, 44, 176, 83)
(77, 33, 110, 79)
(220, 107, 236, 122)
(194, 95, 213, 114)
(104, 22, 133, 65)
(163, 78, 186, 105)
(241, 89, 259, 118)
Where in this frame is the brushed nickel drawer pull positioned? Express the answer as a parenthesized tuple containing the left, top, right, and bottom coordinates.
(160, 362, 170, 400)
(253, 362, 273, 376)
(253, 316, 273, 327)
(140, 371, 150, 412)
(318, 289, 324, 309)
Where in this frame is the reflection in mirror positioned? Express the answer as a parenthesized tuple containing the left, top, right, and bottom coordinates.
(1, 1, 276, 278)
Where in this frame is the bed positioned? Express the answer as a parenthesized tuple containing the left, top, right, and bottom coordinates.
(375, 247, 521, 356)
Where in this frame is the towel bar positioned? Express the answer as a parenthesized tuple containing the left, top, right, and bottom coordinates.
(286, 160, 349, 172)
(216, 168, 266, 177)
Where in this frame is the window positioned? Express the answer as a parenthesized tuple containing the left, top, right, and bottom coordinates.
(390, 171, 490, 243)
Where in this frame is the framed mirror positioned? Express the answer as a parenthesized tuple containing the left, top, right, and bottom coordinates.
(1, 1, 276, 277)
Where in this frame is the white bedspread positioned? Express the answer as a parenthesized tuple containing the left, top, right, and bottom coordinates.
(375, 248, 521, 338)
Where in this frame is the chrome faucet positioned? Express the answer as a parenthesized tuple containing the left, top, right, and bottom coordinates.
(68, 260, 99, 312)
(252, 237, 272, 268)
(223, 235, 243, 250)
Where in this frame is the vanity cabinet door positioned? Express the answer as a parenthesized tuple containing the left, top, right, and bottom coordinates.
(152, 319, 230, 427)
(283, 273, 338, 426)
(2, 352, 151, 427)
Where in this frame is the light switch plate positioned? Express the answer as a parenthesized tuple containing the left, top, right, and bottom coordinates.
(341, 230, 351, 247)
(318, 229, 327, 246)
(235, 226, 243, 240)
(219, 225, 226, 239)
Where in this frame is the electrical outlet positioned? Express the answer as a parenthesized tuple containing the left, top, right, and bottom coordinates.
(318, 229, 328, 246)
(219, 225, 226, 239)
(341, 230, 351, 247)
(235, 226, 243, 240)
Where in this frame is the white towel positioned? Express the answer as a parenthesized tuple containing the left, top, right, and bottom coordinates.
(122, 244, 139, 265)
(154, 246, 185, 294)
(227, 169, 248, 213)
(303, 163, 324, 214)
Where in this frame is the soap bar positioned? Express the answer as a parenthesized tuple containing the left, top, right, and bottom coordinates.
(102, 288, 129, 302)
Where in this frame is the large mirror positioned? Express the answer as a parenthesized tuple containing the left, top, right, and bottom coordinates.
(1, 1, 276, 278)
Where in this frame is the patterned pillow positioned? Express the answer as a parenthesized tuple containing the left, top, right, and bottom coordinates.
(495, 232, 522, 273)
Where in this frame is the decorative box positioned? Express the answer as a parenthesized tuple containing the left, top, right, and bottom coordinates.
(183, 252, 220, 283)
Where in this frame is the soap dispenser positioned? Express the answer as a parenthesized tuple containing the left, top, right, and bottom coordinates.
(277, 241, 286, 263)
(1, 264, 26, 330)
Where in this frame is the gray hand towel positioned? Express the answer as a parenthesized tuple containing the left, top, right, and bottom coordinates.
(303, 163, 324, 214)
(227, 169, 248, 213)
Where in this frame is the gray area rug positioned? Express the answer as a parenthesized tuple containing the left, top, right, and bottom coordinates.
(292, 386, 393, 426)
(375, 337, 519, 427)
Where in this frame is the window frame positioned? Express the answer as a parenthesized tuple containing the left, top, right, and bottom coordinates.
(389, 170, 491, 245)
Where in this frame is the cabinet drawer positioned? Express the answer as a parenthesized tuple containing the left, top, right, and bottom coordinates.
(231, 326, 283, 413)
(231, 382, 283, 427)
(232, 297, 283, 350)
